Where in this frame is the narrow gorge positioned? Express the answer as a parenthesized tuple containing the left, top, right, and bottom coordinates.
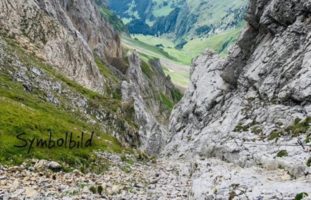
(0, 0, 310, 199)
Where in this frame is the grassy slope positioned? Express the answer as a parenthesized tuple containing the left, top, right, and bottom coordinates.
(0, 37, 131, 170)
(98, 3, 126, 32)
(122, 36, 190, 90)
(187, 0, 246, 25)
(133, 28, 243, 64)
(122, 26, 243, 90)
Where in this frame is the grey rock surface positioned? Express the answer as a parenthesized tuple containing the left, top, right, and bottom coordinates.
(165, 0, 311, 198)
(0, 155, 192, 200)
(0, 0, 121, 93)
(0, 0, 311, 199)
(122, 51, 179, 155)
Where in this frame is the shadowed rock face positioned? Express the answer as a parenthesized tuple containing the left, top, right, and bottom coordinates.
(166, 0, 311, 198)
(122, 52, 181, 155)
(0, 0, 121, 93)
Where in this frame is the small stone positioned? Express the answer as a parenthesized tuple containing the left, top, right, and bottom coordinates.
(25, 187, 39, 198)
(31, 67, 42, 76)
(111, 185, 122, 194)
(11, 189, 24, 198)
(134, 183, 143, 188)
(72, 169, 82, 175)
(47, 161, 62, 172)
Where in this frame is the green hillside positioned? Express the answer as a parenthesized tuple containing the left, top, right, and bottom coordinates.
(0, 36, 135, 172)
(108, 0, 248, 89)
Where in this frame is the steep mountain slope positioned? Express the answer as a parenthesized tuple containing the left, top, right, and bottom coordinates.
(165, 0, 311, 198)
(0, 0, 180, 167)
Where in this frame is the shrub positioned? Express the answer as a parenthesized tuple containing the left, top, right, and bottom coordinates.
(268, 130, 283, 141)
(97, 185, 103, 195)
(276, 150, 288, 158)
(251, 126, 263, 135)
(286, 117, 311, 137)
(295, 192, 308, 200)
(89, 186, 97, 194)
(234, 123, 249, 132)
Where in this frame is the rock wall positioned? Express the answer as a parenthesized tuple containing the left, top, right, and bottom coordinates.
(0, 0, 180, 152)
(0, 0, 122, 93)
(165, 0, 311, 198)
(122, 51, 181, 155)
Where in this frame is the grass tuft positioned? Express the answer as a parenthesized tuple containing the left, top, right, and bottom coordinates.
(276, 150, 288, 158)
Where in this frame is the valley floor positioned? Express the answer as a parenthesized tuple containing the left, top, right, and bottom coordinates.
(1, 153, 311, 199)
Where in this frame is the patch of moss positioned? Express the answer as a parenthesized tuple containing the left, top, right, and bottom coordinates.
(295, 192, 308, 200)
(276, 150, 288, 158)
(268, 130, 283, 141)
(97, 185, 104, 195)
(141, 60, 154, 79)
(285, 117, 311, 137)
(159, 92, 174, 110)
(94, 56, 119, 84)
(89, 186, 97, 194)
(171, 88, 183, 103)
(251, 126, 263, 135)
(307, 157, 311, 167)
(234, 120, 260, 133)
(306, 134, 311, 144)
(120, 165, 132, 173)
(234, 123, 250, 132)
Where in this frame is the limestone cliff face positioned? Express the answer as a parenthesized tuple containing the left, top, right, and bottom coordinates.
(0, 0, 183, 152)
(122, 52, 181, 155)
(166, 0, 311, 198)
(0, 0, 121, 93)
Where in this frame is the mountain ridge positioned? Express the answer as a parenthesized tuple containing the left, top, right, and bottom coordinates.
(108, 0, 247, 41)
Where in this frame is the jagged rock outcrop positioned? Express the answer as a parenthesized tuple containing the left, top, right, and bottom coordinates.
(0, 37, 140, 147)
(122, 51, 181, 155)
(166, 0, 311, 198)
(0, 0, 181, 155)
(0, 0, 121, 93)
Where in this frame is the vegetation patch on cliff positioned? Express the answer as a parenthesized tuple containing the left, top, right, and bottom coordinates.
(0, 36, 137, 171)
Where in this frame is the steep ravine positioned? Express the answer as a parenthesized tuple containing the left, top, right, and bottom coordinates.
(0, 0, 311, 199)
(0, 1, 181, 198)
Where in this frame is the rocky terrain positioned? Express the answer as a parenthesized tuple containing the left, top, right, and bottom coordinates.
(0, 0, 180, 153)
(0, 153, 191, 200)
(165, 0, 311, 198)
(122, 52, 181, 155)
(1, 0, 311, 199)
